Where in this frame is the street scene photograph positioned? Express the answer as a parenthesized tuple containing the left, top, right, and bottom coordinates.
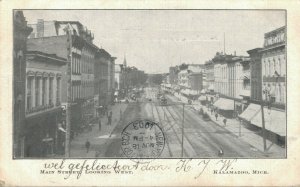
(13, 10, 286, 159)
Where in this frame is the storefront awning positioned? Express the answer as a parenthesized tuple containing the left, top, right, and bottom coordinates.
(213, 98, 234, 110)
(251, 108, 286, 136)
(239, 89, 250, 97)
(200, 89, 206, 94)
(239, 104, 261, 122)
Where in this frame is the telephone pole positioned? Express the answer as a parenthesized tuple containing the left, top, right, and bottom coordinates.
(260, 102, 267, 152)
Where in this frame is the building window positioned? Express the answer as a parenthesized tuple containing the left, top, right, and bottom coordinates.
(56, 78, 60, 104)
(35, 77, 40, 106)
(26, 77, 32, 110)
(42, 78, 46, 105)
(49, 78, 53, 105)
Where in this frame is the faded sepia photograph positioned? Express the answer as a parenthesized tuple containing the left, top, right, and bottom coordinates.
(13, 10, 286, 159)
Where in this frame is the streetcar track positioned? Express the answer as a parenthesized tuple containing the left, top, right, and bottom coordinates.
(170, 103, 256, 157)
(148, 92, 173, 157)
(163, 106, 203, 157)
(155, 104, 190, 157)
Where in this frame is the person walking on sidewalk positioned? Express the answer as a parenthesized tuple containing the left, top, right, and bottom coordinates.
(215, 113, 218, 121)
(223, 118, 227, 126)
(85, 139, 91, 153)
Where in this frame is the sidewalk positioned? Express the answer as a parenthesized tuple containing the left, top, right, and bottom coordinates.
(200, 105, 285, 157)
(70, 103, 128, 157)
(170, 92, 285, 157)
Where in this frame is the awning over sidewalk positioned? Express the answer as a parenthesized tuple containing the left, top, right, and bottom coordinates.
(239, 89, 250, 97)
(213, 98, 234, 110)
(251, 108, 286, 136)
(239, 104, 261, 122)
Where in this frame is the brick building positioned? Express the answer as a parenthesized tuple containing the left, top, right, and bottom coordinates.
(13, 11, 32, 158)
(95, 49, 116, 108)
(27, 20, 99, 134)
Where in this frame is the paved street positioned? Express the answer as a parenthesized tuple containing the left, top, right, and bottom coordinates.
(68, 87, 283, 158)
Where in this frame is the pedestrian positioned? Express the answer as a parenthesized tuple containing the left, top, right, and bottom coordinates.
(98, 118, 101, 131)
(211, 108, 213, 115)
(215, 113, 218, 121)
(85, 139, 91, 153)
(223, 118, 227, 126)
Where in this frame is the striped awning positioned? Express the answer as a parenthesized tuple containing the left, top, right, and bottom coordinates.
(213, 98, 234, 110)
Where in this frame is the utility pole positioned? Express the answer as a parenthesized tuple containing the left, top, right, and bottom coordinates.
(181, 103, 185, 157)
(65, 25, 72, 157)
(260, 102, 267, 152)
(260, 90, 269, 152)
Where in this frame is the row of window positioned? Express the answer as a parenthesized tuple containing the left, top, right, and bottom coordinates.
(26, 74, 61, 112)
(71, 81, 94, 101)
(214, 81, 248, 97)
(81, 47, 94, 74)
(71, 47, 95, 75)
(262, 55, 286, 77)
(264, 32, 285, 47)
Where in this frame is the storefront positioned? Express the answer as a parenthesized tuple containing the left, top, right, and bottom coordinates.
(24, 108, 61, 157)
(239, 104, 286, 145)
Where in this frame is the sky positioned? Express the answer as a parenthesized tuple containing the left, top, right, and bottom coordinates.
(23, 10, 285, 74)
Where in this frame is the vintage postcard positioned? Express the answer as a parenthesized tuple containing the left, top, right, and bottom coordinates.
(0, 0, 300, 186)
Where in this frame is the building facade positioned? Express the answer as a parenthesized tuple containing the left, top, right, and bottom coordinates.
(169, 66, 179, 85)
(13, 11, 33, 158)
(261, 26, 286, 107)
(95, 49, 115, 107)
(27, 20, 99, 134)
(25, 51, 67, 157)
(114, 64, 122, 91)
(204, 60, 214, 91)
(178, 69, 189, 88)
(188, 73, 203, 91)
(239, 26, 286, 143)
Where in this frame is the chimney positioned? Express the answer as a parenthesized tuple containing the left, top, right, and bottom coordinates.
(234, 51, 236, 56)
